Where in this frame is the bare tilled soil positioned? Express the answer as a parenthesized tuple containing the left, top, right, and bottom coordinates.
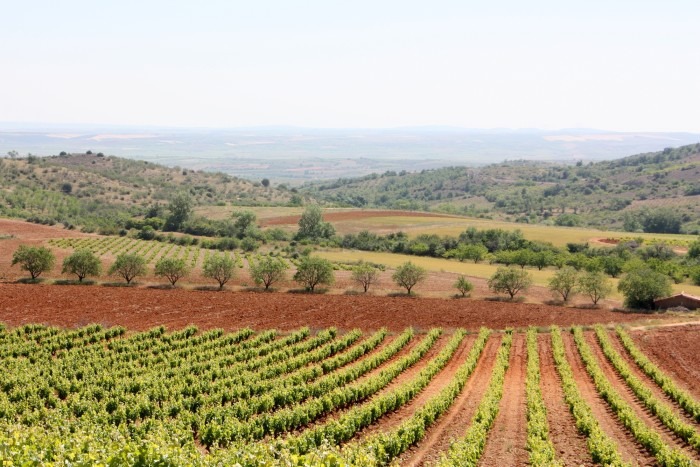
(630, 324, 700, 401)
(0, 283, 679, 332)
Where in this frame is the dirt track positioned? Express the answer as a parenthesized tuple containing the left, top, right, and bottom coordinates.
(0, 283, 679, 331)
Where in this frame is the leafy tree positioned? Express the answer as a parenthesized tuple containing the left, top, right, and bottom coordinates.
(293, 256, 334, 292)
(445, 244, 488, 263)
(617, 268, 672, 310)
(351, 262, 379, 293)
(601, 255, 625, 278)
(548, 267, 578, 302)
(454, 275, 474, 297)
(688, 238, 700, 259)
(164, 192, 193, 231)
(232, 210, 257, 238)
(154, 257, 189, 286)
(261, 178, 270, 187)
(61, 182, 73, 194)
(11, 245, 56, 280)
(488, 266, 532, 299)
(531, 250, 554, 270)
(296, 205, 335, 240)
(512, 249, 534, 269)
(62, 249, 101, 282)
(690, 267, 700, 286)
(640, 208, 682, 234)
(392, 261, 427, 295)
(109, 253, 146, 285)
(203, 254, 236, 289)
(577, 270, 613, 305)
(250, 256, 288, 290)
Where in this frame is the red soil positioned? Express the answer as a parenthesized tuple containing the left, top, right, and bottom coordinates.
(259, 210, 452, 227)
(0, 283, 679, 332)
(629, 324, 700, 401)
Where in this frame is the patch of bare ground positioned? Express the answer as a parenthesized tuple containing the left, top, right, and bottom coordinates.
(396, 335, 502, 467)
(354, 334, 477, 439)
(561, 332, 656, 466)
(538, 334, 592, 466)
(630, 324, 700, 401)
(582, 332, 700, 462)
(0, 283, 676, 332)
(606, 330, 700, 430)
(478, 332, 529, 466)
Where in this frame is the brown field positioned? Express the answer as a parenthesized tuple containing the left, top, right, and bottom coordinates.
(259, 209, 454, 227)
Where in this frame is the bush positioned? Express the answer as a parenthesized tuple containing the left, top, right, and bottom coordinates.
(618, 268, 672, 310)
(293, 257, 334, 292)
(109, 253, 147, 285)
(154, 257, 189, 286)
(392, 261, 427, 295)
(351, 262, 379, 293)
(548, 267, 578, 302)
(488, 266, 532, 299)
(454, 275, 474, 297)
(62, 249, 101, 282)
(203, 255, 236, 289)
(250, 257, 288, 290)
(577, 270, 613, 305)
(11, 245, 56, 280)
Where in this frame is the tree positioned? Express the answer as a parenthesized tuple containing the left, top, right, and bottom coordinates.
(250, 256, 288, 290)
(351, 262, 379, 293)
(164, 192, 193, 231)
(62, 249, 101, 282)
(203, 254, 236, 289)
(601, 255, 625, 278)
(641, 208, 682, 234)
(617, 268, 672, 310)
(293, 257, 334, 292)
(61, 182, 73, 194)
(232, 210, 257, 238)
(488, 266, 532, 299)
(109, 253, 146, 285)
(454, 275, 474, 297)
(446, 244, 487, 263)
(12, 245, 55, 280)
(154, 257, 189, 286)
(577, 270, 613, 305)
(548, 267, 579, 302)
(688, 238, 700, 259)
(296, 205, 335, 240)
(392, 261, 427, 295)
(261, 178, 270, 187)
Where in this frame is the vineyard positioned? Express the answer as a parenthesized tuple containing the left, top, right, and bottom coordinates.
(1, 322, 699, 465)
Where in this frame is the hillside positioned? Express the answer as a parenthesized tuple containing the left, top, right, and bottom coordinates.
(0, 152, 292, 232)
(303, 143, 700, 233)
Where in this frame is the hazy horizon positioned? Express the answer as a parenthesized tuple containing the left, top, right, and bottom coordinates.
(2, 1, 699, 132)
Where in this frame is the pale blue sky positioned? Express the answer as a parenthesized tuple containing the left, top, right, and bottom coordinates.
(2, 1, 699, 131)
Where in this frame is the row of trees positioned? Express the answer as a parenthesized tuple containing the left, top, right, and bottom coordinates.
(9, 245, 675, 307)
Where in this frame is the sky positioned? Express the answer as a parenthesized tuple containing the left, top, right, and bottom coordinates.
(2, 1, 700, 131)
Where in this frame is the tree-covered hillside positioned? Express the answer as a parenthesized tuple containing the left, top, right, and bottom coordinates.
(303, 143, 700, 234)
(0, 153, 292, 233)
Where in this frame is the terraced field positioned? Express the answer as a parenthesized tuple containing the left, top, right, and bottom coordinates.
(1, 322, 698, 465)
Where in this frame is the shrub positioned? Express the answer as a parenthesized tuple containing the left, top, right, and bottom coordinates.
(293, 257, 334, 292)
(392, 261, 427, 295)
(154, 257, 189, 286)
(203, 255, 236, 289)
(618, 268, 672, 310)
(62, 249, 101, 282)
(250, 257, 288, 290)
(488, 266, 532, 299)
(454, 275, 474, 297)
(109, 253, 147, 285)
(11, 245, 56, 280)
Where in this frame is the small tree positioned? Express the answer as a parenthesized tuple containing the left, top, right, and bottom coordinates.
(293, 257, 334, 292)
(548, 267, 579, 302)
(12, 245, 56, 280)
(454, 275, 474, 297)
(618, 268, 672, 310)
(392, 261, 427, 295)
(577, 270, 613, 305)
(164, 192, 193, 231)
(250, 256, 288, 290)
(62, 249, 101, 282)
(203, 254, 236, 289)
(488, 266, 532, 300)
(109, 253, 147, 285)
(296, 205, 335, 240)
(154, 257, 189, 286)
(351, 262, 379, 293)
